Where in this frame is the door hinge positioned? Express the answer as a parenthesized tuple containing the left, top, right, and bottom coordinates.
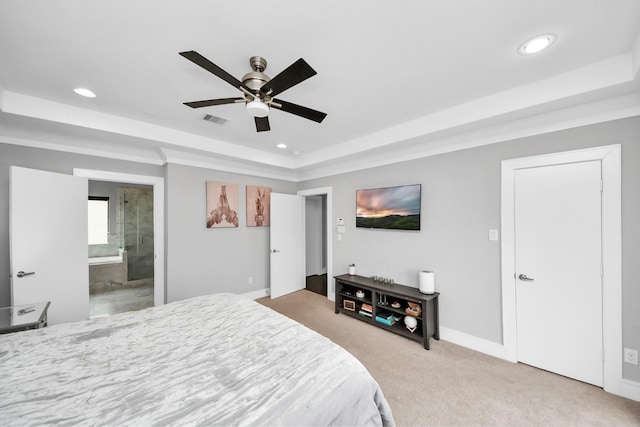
(601, 348, 605, 361)
(601, 179, 604, 192)
(600, 264, 604, 277)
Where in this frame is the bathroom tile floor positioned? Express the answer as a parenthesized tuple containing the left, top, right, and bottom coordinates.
(90, 282, 154, 318)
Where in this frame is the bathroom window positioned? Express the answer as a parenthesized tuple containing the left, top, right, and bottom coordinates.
(88, 197, 109, 245)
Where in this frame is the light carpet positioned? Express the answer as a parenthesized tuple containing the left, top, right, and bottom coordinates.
(257, 290, 640, 426)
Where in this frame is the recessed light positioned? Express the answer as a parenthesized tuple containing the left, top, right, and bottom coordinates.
(276, 143, 287, 149)
(74, 87, 96, 98)
(518, 34, 556, 55)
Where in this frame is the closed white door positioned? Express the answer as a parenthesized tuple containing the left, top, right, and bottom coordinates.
(270, 193, 305, 299)
(10, 166, 89, 325)
(514, 161, 603, 386)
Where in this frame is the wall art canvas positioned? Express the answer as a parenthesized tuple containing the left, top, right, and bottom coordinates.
(246, 185, 272, 227)
(206, 181, 239, 228)
(356, 184, 421, 230)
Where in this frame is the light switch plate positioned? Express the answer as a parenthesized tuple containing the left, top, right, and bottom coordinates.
(489, 229, 499, 241)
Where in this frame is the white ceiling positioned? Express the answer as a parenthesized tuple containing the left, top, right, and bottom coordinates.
(1, 0, 639, 181)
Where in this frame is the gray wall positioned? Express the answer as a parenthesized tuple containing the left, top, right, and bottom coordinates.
(0, 143, 164, 307)
(165, 163, 297, 302)
(299, 116, 640, 382)
(1, 116, 638, 383)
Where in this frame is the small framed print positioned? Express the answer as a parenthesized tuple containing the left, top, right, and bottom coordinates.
(206, 181, 239, 228)
(343, 300, 356, 311)
(246, 185, 272, 227)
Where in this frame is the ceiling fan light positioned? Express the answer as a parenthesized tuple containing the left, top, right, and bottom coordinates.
(246, 99, 269, 117)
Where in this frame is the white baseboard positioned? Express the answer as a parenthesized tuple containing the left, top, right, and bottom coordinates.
(439, 326, 510, 361)
(440, 326, 640, 402)
(616, 379, 640, 402)
(241, 288, 270, 300)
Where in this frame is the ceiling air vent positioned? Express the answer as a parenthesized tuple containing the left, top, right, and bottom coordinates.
(202, 114, 229, 126)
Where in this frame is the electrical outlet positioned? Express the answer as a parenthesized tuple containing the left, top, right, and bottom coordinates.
(624, 348, 639, 365)
(248, 276, 253, 285)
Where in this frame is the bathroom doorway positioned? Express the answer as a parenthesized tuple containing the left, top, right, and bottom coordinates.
(88, 181, 154, 318)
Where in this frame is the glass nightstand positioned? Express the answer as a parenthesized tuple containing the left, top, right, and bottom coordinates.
(0, 301, 50, 334)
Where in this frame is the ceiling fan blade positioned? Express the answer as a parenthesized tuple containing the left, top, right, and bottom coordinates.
(179, 51, 250, 92)
(184, 97, 244, 108)
(271, 98, 327, 123)
(260, 58, 317, 97)
(255, 116, 271, 132)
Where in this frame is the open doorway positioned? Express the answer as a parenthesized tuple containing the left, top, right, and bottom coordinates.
(75, 168, 165, 310)
(88, 181, 154, 318)
(305, 195, 327, 295)
(298, 187, 334, 301)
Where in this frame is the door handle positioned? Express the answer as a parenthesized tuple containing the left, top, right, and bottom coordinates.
(16, 271, 35, 278)
(271, 249, 280, 253)
(518, 274, 534, 281)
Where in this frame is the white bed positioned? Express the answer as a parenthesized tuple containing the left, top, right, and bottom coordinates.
(0, 293, 395, 426)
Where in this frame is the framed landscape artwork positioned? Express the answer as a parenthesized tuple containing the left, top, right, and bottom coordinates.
(246, 186, 272, 227)
(356, 184, 421, 230)
(206, 181, 239, 228)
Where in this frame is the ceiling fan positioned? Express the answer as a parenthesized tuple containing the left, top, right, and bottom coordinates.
(179, 51, 327, 132)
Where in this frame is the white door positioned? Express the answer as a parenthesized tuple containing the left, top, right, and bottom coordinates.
(270, 193, 305, 299)
(514, 160, 603, 386)
(10, 166, 89, 325)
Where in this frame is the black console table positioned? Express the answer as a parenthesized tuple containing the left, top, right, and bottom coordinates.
(335, 274, 439, 349)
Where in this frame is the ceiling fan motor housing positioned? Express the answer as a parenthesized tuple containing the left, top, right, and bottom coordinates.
(243, 56, 270, 93)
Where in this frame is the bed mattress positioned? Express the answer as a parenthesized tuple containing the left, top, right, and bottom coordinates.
(0, 293, 394, 426)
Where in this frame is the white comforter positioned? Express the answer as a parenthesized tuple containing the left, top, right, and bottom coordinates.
(0, 293, 394, 426)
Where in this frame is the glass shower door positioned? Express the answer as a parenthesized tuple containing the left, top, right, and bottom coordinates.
(120, 188, 154, 282)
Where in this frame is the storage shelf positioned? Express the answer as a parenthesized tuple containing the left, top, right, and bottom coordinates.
(379, 321, 423, 342)
(376, 303, 422, 321)
(334, 274, 439, 350)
